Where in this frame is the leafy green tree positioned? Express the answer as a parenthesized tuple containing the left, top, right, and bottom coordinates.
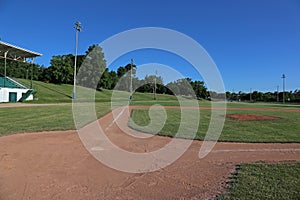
(136, 75, 163, 93)
(166, 78, 195, 97)
(108, 70, 118, 89)
(47, 54, 73, 84)
(190, 80, 207, 99)
(117, 63, 136, 78)
(77, 45, 106, 89)
(0, 59, 40, 80)
(98, 68, 119, 90)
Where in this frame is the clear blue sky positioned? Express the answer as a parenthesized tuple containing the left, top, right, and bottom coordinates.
(1, 0, 300, 92)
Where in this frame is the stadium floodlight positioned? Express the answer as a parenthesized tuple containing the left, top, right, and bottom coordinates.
(282, 74, 286, 104)
(73, 21, 82, 100)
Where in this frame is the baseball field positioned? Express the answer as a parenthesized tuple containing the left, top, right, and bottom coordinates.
(0, 80, 299, 199)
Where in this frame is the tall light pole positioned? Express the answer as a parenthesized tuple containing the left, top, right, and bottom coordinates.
(282, 74, 286, 104)
(129, 59, 134, 101)
(276, 85, 279, 102)
(30, 58, 34, 89)
(154, 70, 157, 100)
(73, 21, 82, 100)
(250, 88, 252, 102)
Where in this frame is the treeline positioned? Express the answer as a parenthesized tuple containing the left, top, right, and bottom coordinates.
(1, 44, 299, 102)
(0, 44, 208, 99)
(226, 90, 300, 103)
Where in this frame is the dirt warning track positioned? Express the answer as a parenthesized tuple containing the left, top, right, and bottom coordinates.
(0, 106, 299, 199)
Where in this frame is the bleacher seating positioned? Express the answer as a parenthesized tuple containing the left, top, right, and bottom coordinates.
(0, 74, 26, 89)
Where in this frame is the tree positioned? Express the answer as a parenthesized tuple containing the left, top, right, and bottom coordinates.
(136, 75, 163, 93)
(114, 63, 137, 91)
(166, 78, 195, 97)
(0, 59, 40, 81)
(117, 63, 137, 78)
(77, 45, 106, 89)
(190, 80, 207, 99)
(98, 68, 119, 90)
(47, 54, 74, 84)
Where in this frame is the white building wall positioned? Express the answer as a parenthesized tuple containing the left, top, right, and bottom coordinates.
(0, 88, 33, 103)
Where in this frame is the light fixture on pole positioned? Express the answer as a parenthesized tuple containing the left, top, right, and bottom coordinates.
(73, 21, 82, 100)
(282, 74, 286, 104)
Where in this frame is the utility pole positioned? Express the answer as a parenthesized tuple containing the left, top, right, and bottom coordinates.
(4, 51, 7, 88)
(73, 21, 82, 100)
(277, 85, 279, 102)
(282, 74, 286, 104)
(130, 59, 133, 101)
(154, 70, 157, 100)
(30, 58, 34, 89)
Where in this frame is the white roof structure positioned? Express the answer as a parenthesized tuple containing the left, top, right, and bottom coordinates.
(0, 41, 42, 62)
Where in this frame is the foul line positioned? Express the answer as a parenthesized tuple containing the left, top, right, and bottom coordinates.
(105, 107, 126, 131)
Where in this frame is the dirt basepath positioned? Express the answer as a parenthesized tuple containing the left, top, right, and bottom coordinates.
(0, 106, 299, 199)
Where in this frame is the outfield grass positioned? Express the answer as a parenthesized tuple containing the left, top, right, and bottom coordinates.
(0, 79, 183, 135)
(17, 79, 182, 104)
(1, 97, 300, 142)
(219, 162, 300, 200)
(1, 79, 300, 142)
(226, 101, 300, 109)
(0, 102, 111, 136)
(129, 108, 300, 142)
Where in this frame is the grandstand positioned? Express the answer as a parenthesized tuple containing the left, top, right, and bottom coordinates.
(0, 41, 42, 102)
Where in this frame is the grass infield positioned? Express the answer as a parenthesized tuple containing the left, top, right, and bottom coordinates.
(129, 108, 300, 143)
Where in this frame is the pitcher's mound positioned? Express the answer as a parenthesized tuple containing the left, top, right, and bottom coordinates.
(227, 114, 281, 121)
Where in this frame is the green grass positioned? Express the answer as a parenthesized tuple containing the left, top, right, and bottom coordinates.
(17, 79, 114, 103)
(17, 79, 74, 103)
(219, 162, 300, 200)
(1, 79, 300, 142)
(0, 79, 186, 135)
(0, 102, 111, 136)
(17, 79, 183, 104)
(221, 110, 300, 142)
(129, 108, 300, 142)
(226, 101, 300, 109)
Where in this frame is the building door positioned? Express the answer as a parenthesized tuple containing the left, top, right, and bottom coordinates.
(9, 92, 17, 102)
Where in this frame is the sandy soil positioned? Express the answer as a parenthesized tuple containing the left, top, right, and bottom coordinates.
(0, 106, 299, 199)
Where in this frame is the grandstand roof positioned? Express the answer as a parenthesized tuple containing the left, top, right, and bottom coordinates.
(0, 41, 42, 62)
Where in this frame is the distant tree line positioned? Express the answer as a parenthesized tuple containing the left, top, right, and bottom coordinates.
(0, 44, 209, 99)
(1, 44, 299, 102)
(226, 90, 300, 103)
